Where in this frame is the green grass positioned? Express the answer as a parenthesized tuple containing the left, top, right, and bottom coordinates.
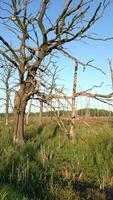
(0, 117, 113, 199)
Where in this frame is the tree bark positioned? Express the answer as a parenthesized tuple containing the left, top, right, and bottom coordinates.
(13, 55, 43, 145)
(5, 88, 9, 126)
(39, 100, 43, 125)
(5, 71, 10, 126)
(70, 97, 76, 139)
(69, 62, 78, 141)
(13, 87, 27, 145)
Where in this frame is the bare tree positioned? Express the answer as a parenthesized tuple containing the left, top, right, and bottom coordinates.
(0, 61, 13, 125)
(39, 100, 43, 124)
(0, 0, 112, 145)
(108, 59, 113, 90)
(69, 62, 78, 140)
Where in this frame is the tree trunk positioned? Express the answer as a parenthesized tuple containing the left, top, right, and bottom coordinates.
(5, 98, 9, 126)
(5, 79, 9, 126)
(13, 59, 43, 145)
(70, 97, 76, 139)
(57, 100, 60, 119)
(69, 62, 78, 141)
(39, 100, 43, 125)
(13, 88, 27, 145)
(5, 113, 8, 126)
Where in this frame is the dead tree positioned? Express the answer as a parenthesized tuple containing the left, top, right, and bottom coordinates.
(69, 62, 78, 140)
(0, 61, 13, 125)
(39, 100, 43, 124)
(0, 0, 112, 145)
(108, 59, 113, 90)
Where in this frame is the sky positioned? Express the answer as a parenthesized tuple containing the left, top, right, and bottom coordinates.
(0, 0, 113, 112)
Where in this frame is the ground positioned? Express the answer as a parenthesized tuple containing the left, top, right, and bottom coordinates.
(0, 115, 113, 200)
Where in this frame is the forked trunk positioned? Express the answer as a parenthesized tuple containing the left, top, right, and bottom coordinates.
(13, 60, 42, 145)
(13, 89, 27, 145)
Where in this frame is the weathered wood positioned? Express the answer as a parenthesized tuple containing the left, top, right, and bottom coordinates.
(69, 62, 78, 140)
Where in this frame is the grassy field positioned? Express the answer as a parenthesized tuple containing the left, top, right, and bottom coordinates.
(0, 116, 113, 200)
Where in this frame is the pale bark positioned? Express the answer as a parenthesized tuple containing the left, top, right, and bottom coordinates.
(69, 62, 78, 140)
(108, 59, 113, 90)
(39, 100, 43, 124)
(5, 67, 11, 126)
(57, 100, 60, 119)
(5, 86, 9, 126)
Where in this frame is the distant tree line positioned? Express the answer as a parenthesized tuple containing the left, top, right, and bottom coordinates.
(78, 109, 113, 117)
(0, 108, 112, 119)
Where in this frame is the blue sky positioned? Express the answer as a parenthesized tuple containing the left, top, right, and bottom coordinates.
(0, 0, 113, 111)
(52, 0, 113, 110)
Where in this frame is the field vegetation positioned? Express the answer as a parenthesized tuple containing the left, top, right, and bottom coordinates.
(0, 115, 113, 200)
(0, 0, 113, 199)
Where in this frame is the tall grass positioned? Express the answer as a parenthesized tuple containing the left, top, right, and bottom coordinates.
(0, 117, 113, 199)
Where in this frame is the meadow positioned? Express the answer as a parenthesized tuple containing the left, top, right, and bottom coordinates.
(0, 116, 113, 200)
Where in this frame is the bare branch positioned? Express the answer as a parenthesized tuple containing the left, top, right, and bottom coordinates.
(108, 59, 113, 90)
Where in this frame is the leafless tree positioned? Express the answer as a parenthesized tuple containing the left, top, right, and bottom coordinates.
(0, 0, 113, 145)
(69, 61, 78, 140)
(39, 100, 43, 124)
(0, 60, 14, 125)
(108, 59, 113, 90)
